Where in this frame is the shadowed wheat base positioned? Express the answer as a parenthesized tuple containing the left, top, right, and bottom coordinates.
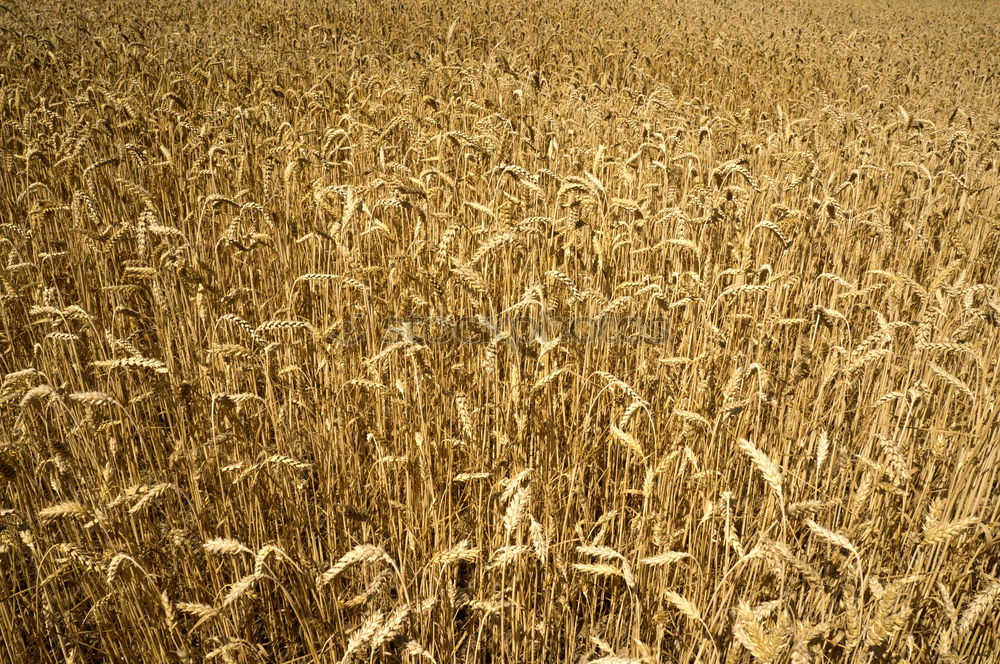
(1, 0, 999, 661)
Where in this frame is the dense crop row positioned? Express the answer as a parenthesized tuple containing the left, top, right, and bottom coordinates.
(1, 0, 999, 661)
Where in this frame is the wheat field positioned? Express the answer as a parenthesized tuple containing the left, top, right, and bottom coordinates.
(1, 0, 999, 661)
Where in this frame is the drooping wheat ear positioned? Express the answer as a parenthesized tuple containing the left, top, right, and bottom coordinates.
(251, 544, 299, 577)
(957, 575, 1000, 634)
(106, 552, 142, 585)
(663, 591, 702, 622)
(453, 471, 491, 483)
(372, 604, 411, 649)
(261, 454, 311, 471)
(640, 551, 691, 566)
(344, 378, 387, 392)
(817, 272, 855, 289)
(848, 471, 876, 520)
(576, 544, 625, 562)
(672, 408, 711, 429)
(927, 362, 976, 400)
(721, 491, 746, 557)
(91, 356, 168, 373)
(255, 319, 314, 334)
(806, 519, 857, 555)
(503, 484, 530, 534)
(430, 539, 480, 566)
(221, 573, 260, 608)
(719, 283, 771, 300)
(450, 392, 474, 440)
(38, 501, 88, 523)
(752, 219, 791, 248)
(576, 545, 635, 591)
(938, 581, 959, 624)
(318, 544, 394, 586)
(592, 371, 645, 403)
(342, 570, 390, 610)
(484, 331, 508, 373)
(923, 515, 980, 546)
(470, 232, 519, 264)
(435, 223, 460, 265)
(531, 366, 571, 391)
(175, 602, 217, 620)
(2, 367, 43, 388)
(451, 259, 490, 297)
(937, 625, 955, 660)
(590, 635, 615, 658)
(365, 341, 409, 366)
(44, 332, 80, 343)
(20, 384, 61, 408)
(488, 545, 529, 569)
(341, 276, 369, 293)
(68, 391, 118, 407)
(413, 594, 437, 614)
(572, 562, 624, 579)
(528, 516, 548, 563)
(499, 468, 532, 501)
(617, 400, 645, 429)
(805, 518, 863, 592)
(341, 610, 384, 664)
(160, 590, 176, 630)
(218, 313, 265, 344)
(209, 344, 254, 361)
(205, 642, 248, 662)
(875, 435, 911, 485)
(127, 483, 174, 514)
(544, 269, 582, 299)
(402, 638, 437, 662)
(597, 295, 632, 318)
(609, 424, 644, 458)
(732, 600, 790, 662)
(737, 438, 783, 501)
(816, 430, 829, 471)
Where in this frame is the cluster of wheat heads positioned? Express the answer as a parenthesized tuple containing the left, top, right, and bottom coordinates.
(1, 0, 999, 661)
